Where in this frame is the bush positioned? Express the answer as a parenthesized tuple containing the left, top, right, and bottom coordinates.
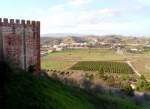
(122, 82, 134, 96)
(85, 73, 94, 80)
(105, 76, 115, 86)
(136, 75, 150, 92)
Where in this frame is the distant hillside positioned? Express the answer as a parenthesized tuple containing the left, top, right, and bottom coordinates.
(42, 33, 85, 37)
(41, 37, 62, 46)
(41, 36, 85, 45)
(2, 61, 143, 109)
(41, 35, 150, 46)
(62, 36, 86, 44)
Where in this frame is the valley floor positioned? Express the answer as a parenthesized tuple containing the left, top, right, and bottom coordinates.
(41, 48, 150, 81)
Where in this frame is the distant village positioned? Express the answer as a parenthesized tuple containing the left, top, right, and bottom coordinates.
(41, 42, 88, 56)
(41, 36, 150, 56)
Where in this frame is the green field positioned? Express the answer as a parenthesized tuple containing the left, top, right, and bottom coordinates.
(70, 61, 134, 74)
(41, 48, 150, 81)
(41, 49, 126, 70)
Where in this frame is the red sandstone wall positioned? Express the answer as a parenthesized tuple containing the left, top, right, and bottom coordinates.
(0, 18, 40, 75)
(0, 18, 3, 61)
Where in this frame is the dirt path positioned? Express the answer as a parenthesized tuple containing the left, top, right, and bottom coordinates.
(126, 61, 141, 77)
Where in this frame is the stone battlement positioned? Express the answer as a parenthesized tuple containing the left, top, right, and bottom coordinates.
(0, 18, 41, 75)
(0, 18, 40, 26)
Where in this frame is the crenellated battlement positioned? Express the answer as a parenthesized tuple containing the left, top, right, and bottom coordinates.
(0, 18, 40, 26)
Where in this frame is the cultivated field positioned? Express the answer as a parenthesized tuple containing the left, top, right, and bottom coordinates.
(42, 49, 125, 70)
(70, 61, 134, 74)
(41, 48, 150, 81)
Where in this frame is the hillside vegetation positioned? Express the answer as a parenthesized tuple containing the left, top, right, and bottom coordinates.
(1, 61, 143, 109)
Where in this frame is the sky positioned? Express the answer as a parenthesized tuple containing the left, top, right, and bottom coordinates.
(0, 0, 150, 36)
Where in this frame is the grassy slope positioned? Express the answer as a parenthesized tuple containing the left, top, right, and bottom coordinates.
(5, 72, 143, 109)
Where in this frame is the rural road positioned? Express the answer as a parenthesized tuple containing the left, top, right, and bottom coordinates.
(126, 61, 141, 77)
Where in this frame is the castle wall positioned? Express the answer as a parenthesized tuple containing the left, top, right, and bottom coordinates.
(0, 18, 40, 75)
(0, 18, 3, 61)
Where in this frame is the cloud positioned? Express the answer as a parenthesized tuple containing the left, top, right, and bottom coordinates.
(76, 8, 121, 25)
(34, 7, 123, 34)
(68, 0, 92, 6)
(138, 0, 150, 5)
(49, 4, 65, 12)
(30, 0, 150, 36)
(133, 5, 145, 11)
(98, 8, 119, 16)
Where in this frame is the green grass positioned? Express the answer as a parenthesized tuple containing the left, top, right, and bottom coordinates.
(42, 61, 75, 70)
(4, 68, 142, 109)
(41, 48, 150, 81)
(41, 49, 126, 70)
(70, 61, 134, 74)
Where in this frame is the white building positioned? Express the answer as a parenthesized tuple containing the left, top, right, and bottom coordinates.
(53, 45, 63, 51)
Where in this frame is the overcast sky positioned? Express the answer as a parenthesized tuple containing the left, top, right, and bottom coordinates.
(0, 0, 150, 36)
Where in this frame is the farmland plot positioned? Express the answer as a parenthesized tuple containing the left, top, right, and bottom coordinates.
(70, 61, 134, 74)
